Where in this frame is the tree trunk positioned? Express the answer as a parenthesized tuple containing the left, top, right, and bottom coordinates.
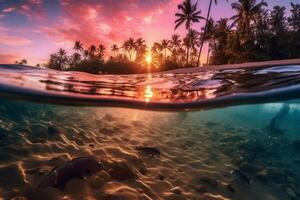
(196, 0, 213, 67)
(206, 47, 211, 64)
(165, 49, 167, 61)
(186, 26, 191, 66)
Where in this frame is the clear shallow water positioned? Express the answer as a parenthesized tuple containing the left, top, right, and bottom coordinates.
(0, 65, 300, 200)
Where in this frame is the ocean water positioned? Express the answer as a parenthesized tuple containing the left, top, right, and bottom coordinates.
(0, 65, 300, 200)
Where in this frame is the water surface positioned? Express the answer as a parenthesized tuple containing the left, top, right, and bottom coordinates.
(0, 65, 300, 200)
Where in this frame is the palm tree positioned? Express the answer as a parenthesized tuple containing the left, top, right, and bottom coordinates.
(123, 38, 136, 60)
(111, 44, 119, 57)
(170, 34, 182, 50)
(231, 0, 268, 41)
(197, 0, 228, 67)
(98, 44, 106, 58)
(160, 39, 171, 60)
(151, 42, 161, 54)
(89, 45, 97, 57)
(188, 29, 201, 51)
(270, 6, 286, 35)
(175, 0, 204, 65)
(170, 34, 182, 61)
(215, 18, 233, 40)
(135, 38, 147, 62)
(203, 18, 216, 64)
(74, 41, 83, 52)
(289, 3, 300, 32)
(71, 52, 81, 65)
(135, 38, 146, 50)
(57, 48, 68, 69)
(211, 18, 234, 64)
(127, 38, 136, 60)
(122, 41, 130, 59)
(58, 48, 67, 58)
(20, 59, 27, 65)
(83, 49, 89, 59)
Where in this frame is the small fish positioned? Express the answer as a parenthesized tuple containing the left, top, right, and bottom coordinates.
(135, 146, 161, 157)
(231, 169, 251, 184)
(37, 156, 104, 190)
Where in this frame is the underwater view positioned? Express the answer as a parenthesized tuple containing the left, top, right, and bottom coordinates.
(0, 99, 300, 200)
(0, 64, 300, 200)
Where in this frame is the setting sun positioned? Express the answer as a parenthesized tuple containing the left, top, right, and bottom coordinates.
(145, 54, 152, 64)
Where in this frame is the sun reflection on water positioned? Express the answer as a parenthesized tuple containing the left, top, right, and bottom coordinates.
(144, 86, 153, 102)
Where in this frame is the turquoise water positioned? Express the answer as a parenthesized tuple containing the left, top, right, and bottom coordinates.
(0, 65, 300, 199)
(0, 99, 299, 200)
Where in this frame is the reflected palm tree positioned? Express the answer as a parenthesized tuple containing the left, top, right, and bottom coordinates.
(175, 0, 204, 65)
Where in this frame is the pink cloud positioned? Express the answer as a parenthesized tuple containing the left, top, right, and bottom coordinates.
(0, 35, 32, 46)
(0, 54, 21, 64)
(1, 0, 46, 20)
(2, 7, 16, 13)
(39, 0, 176, 52)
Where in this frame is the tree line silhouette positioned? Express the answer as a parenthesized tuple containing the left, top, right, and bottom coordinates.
(34, 0, 300, 74)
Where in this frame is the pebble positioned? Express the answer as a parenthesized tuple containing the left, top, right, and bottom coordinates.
(170, 187, 182, 195)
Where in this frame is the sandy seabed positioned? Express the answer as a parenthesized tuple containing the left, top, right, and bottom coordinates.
(0, 101, 298, 200)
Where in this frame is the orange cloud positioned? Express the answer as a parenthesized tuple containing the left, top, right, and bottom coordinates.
(0, 54, 21, 64)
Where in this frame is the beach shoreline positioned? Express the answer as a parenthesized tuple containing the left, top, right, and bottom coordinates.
(163, 58, 300, 73)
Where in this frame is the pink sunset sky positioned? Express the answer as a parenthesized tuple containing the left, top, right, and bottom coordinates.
(0, 0, 294, 65)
